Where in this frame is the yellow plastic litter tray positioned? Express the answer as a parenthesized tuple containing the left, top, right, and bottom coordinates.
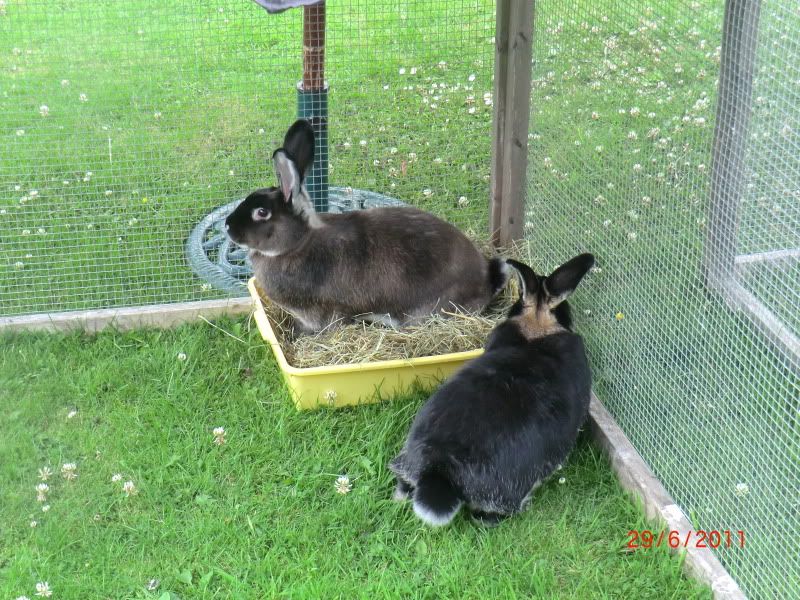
(247, 278, 483, 410)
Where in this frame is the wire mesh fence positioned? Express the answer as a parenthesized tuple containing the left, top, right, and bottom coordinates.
(525, 1, 799, 598)
(0, 0, 495, 316)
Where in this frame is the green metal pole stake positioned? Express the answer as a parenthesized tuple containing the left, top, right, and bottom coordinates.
(298, 2, 328, 212)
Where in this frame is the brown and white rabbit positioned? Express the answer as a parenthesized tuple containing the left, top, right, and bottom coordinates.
(225, 120, 509, 334)
(389, 254, 595, 527)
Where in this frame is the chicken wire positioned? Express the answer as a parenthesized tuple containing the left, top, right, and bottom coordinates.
(0, 0, 495, 316)
(525, 1, 799, 598)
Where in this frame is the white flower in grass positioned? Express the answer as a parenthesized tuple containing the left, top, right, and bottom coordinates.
(30, 519, 38, 527)
(457, 196, 469, 208)
(16, 128, 25, 136)
(42, 504, 50, 512)
(36, 483, 49, 502)
(146, 579, 160, 591)
(558, 477, 566, 484)
(61, 79, 70, 87)
(39, 105, 49, 117)
(79, 93, 88, 102)
(468, 73, 476, 82)
(153, 111, 162, 119)
(627, 131, 637, 140)
(467, 107, 476, 114)
(422, 189, 433, 197)
(629, 106, 640, 117)
(335, 475, 352, 494)
(410, 67, 417, 75)
(399, 67, 406, 75)
(177, 352, 187, 361)
(735, 482, 749, 497)
(627, 231, 638, 241)
(111, 473, 123, 483)
(14, 261, 25, 270)
(213, 426, 226, 446)
(22, 229, 31, 236)
(359, 140, 367, 147)
(633, 163, 642, 173)
(15, 596, 31, 600)
(61, 462, 78, 481)
(123, 480, 138, 497)
(35, 582, 52, 597)
(67, 409, 77, 419)
(38, 467, 52, 481)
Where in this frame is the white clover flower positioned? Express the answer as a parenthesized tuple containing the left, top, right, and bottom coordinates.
(408, 152, 417, 161)
(79, 92, 88, 102)
(627, 231, 637, 240)
(15, 596, 31, 600)
(38, 467, 52, 481)
(42, 504, 50, 512)
(153, 111, 162, 119)
(422, 188, 433, 197)
(123, 480, 138, 497)
(112, 473, 123, 483)
(22, 229, 31, 236)
(127, 217, 138, 226)
(629, 106, 640, 117)
(633, 163, 642, 172)
(335, 475, 353, 494)
(591, 111, 599, 120)
(67, 409, 77, 419)
(595, 145, 603, 153)
(147, 579, 160, 591)
(457, 196, 469, 208)
(735, 482, 749, 497)
(16, 129, 25, 136)
(410, 67, 417, 75)
(603, 220, 612, 227)
(39, 105, 49, 117)
(177, 352, 187, 361)
(61, 79, 70, 86)
(359, 140, 367, 147)
(213, 427, 226, 445)
(35, 582, 52, 597)
(29, 189, 39, 197)
(61, 462, 78, 481)
(30, 520, 38, 528)
(399, 67, 406, 75)
(627, 131, 638, 140)
(342, 141, 351, 149)
(14, 261, 25, 270)
(389, 147, 398, 154)
(558, 477, 566, 484)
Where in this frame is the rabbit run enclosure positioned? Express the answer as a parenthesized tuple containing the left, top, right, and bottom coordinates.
(0, 0, 497, 313)
(523, 0, 799, 599)
(2, 0, 800, 598)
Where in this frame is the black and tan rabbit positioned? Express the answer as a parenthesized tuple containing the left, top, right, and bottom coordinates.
(389, 254, 595, 527)
(224, 120, 508, 334)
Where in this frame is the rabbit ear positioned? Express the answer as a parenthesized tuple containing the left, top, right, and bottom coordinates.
(543, 254, 595, 308)
(282, 119, 315, 177)
(505, 259, 539, 301)
(272, 150, 299, 203)
(272, 120, 315, 204)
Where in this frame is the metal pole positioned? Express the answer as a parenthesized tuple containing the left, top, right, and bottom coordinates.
(298, 2, 328, 212)
(704, 0, 762, 288)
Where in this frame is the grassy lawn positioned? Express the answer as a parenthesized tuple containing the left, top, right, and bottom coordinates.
(0, 319, 710, 599)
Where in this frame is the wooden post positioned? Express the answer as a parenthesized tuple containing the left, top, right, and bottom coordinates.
(302, 2, 325, 91)
(490, 0, 535, 247)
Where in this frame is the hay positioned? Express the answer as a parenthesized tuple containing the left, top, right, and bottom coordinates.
(260, 239, 530, 368)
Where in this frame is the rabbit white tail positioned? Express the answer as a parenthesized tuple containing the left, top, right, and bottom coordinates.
(488, 257, 510, 297)
(412, 470, 462, 527)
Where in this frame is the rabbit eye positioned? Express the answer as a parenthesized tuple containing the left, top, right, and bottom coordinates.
(252, 207, 272, 222)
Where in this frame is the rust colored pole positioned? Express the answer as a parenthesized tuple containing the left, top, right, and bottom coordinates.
(302, 2, 325, 92)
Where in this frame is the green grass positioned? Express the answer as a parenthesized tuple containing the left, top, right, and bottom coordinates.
(0, 319, 711, 599)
